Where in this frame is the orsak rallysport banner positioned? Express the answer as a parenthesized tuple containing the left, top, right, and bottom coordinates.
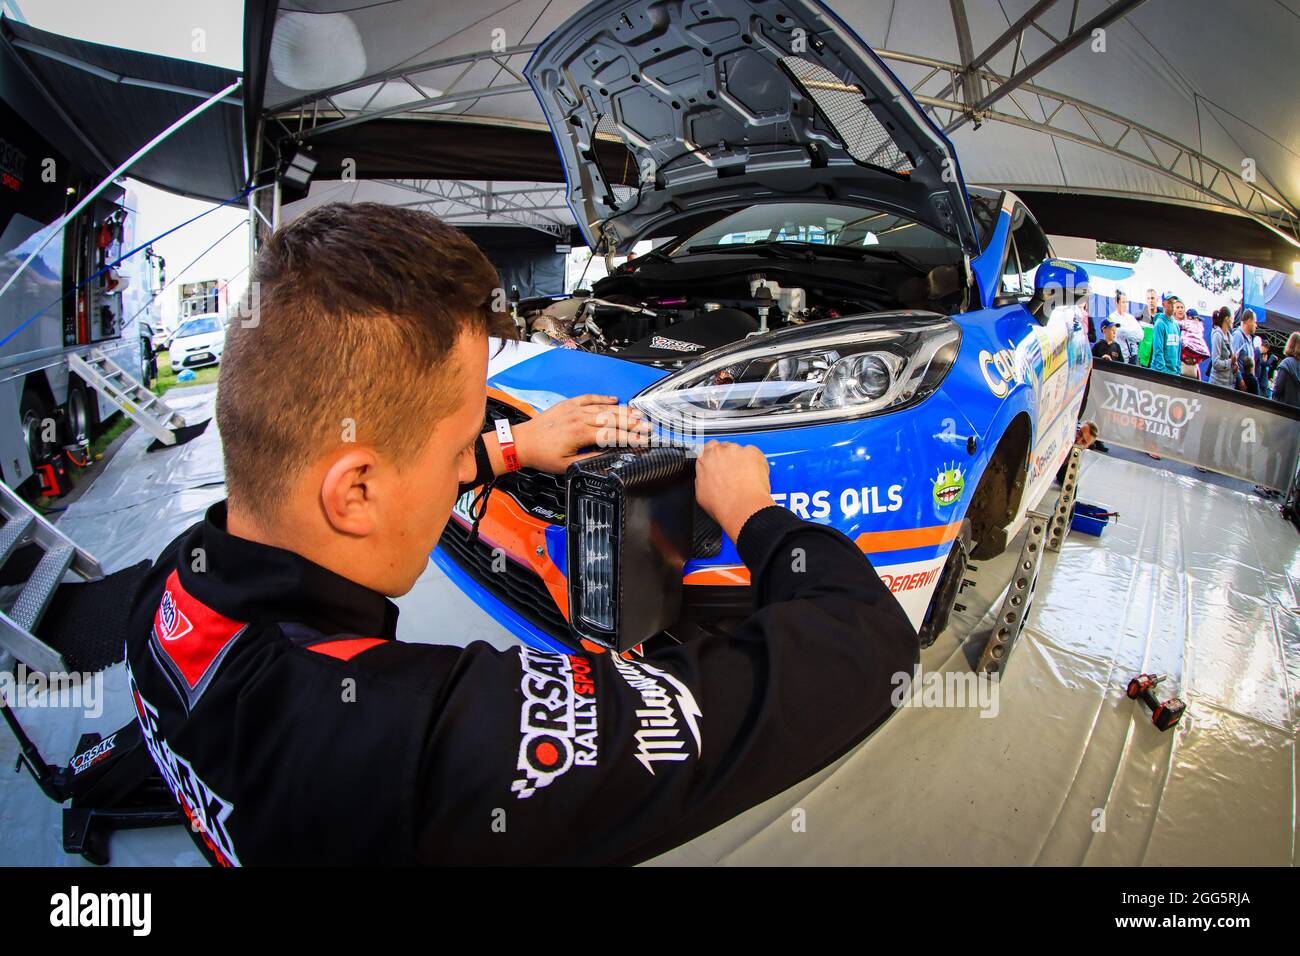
(1083, 361, 1300, 491)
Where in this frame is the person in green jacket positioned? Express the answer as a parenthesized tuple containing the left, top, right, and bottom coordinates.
(1150, 292, 1183, 374)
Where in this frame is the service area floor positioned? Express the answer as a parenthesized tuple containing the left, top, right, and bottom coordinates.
(1, 388, 1297, 866)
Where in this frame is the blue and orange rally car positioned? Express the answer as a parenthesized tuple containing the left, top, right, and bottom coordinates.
(432, 0, 1091, 654)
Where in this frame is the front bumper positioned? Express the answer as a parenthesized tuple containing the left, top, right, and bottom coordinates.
(434, 386, 974, 653)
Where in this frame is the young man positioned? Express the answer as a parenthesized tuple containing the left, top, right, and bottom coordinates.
(1142, 288, 1161, 322)
(1149, 293, 1183, 375)
(124, 203, 919, 866)
(1055, 421, 1099, 485)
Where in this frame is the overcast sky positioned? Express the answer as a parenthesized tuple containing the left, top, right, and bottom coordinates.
(14, 1, 247, 327)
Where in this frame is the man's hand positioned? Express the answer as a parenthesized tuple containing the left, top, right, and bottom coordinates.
(488, 394, 651, 475)
(695, 441, 775, 543)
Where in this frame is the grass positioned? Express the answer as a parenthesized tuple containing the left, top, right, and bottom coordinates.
(152, 348, 220, 396)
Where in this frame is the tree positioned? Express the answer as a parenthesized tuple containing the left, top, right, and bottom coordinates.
(1097, 242, 1141, 263)
(1171, 253, 1242, 296)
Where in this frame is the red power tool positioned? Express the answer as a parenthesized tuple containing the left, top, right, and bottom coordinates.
(1125, 674, 1186, 732)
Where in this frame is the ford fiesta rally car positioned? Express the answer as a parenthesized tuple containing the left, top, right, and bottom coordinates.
(432, 0, 1091, 657)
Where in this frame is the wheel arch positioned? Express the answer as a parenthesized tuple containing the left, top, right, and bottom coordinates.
(966, 410, 1033, 557)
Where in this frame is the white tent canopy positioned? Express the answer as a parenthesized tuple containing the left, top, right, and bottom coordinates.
(249, 0, 1300, 267)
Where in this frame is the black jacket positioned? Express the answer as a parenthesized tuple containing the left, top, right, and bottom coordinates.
(1273, 356, 1300, 408)
(125, 499, 918, 865)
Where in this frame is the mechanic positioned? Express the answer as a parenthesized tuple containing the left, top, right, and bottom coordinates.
(124, 202, 919, 866)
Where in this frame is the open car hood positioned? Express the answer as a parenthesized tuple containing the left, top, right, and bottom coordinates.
(526, 0, 981, 255)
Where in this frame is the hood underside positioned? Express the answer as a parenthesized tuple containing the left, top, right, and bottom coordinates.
(526, 0, 980, 255)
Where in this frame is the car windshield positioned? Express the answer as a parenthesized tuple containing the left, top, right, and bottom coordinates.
(176, 317, 221, 338)
(668, 202, 964, 263)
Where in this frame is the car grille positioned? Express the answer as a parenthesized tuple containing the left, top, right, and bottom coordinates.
(485, 397, 567, 524)
(437, 514, 572, 645)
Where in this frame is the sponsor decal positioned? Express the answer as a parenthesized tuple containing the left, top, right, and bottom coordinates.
(772, 485, 903, 520)
(1038, 322, 1070, 381)
(649, 335, 704, 352)
(878, 566, 942, 594)
(1100, 381, 1202, 440)
(932, 463, 965, 507)
(512, 647, 599, 798)
(129, 670, 239, 866)
(608, 655, 702, 774)
(1031, 439, 1059, 480)
(0, 137, 24, 192)
(70, 732, 118, 776)
(979, 348, 1017, 398)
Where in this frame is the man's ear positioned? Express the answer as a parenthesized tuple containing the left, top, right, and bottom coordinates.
(319, 446, 381, 537)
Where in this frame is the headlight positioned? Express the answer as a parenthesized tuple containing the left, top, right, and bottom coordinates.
(631, 314, 960, 433)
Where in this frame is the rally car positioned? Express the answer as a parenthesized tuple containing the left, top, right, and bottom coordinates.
(432, 0, 1090, 658)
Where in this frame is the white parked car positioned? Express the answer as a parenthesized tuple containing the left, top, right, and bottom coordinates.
(168, 315, 225, 369)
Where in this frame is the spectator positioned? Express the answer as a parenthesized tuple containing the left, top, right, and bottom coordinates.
(1240, 353, 1259, 395)
(1109, 289, 1143, 364)
(1150, 293, 1182, 374)
(1093, 319, 1124, 362)
(1055, 421, 1099, 485)
(1272, 332, 1300, 407)
(1177, 303, 1209, 379)
(1258, 339, 1278, 398)
(1142, 288, 1161, 322)
(1208, 307, 1235, 388)
(1230, 309, 1258, 390)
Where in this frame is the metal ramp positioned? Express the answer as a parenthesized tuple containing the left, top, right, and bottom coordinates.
(68, 348, 185, 447)
(0, 481, 103, 673)
(974, 445, 1082, 675)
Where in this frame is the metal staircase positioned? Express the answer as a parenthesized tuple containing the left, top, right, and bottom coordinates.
(68, 347, 185, 447)
(0, 481, 103, 672)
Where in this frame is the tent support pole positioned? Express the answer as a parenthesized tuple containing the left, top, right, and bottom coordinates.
(0, 77, 243, 307)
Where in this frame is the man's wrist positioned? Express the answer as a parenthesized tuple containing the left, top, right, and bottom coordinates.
(716, 495, 777, 544)
(483, 431, 508, 476)
(483, 421, 531, 476)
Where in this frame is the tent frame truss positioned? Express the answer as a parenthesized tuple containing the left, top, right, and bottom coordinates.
(260, 5, 1300, 250)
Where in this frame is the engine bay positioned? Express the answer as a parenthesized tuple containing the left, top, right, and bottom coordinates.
(519, 257, 968, 367)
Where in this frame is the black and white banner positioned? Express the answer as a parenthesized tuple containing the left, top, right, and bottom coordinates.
(1083, 362, 1300, 491)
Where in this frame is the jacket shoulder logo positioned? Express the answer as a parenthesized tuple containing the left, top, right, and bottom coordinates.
(157, 589, 193, 642)
(151, 570, 246, 694)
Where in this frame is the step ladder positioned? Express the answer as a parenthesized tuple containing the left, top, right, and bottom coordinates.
(67, 348, 185, 447)
(0, 481, 103, 673)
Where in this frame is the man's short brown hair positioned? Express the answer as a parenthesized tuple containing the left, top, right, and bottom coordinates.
(216, 202, 516, 524)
